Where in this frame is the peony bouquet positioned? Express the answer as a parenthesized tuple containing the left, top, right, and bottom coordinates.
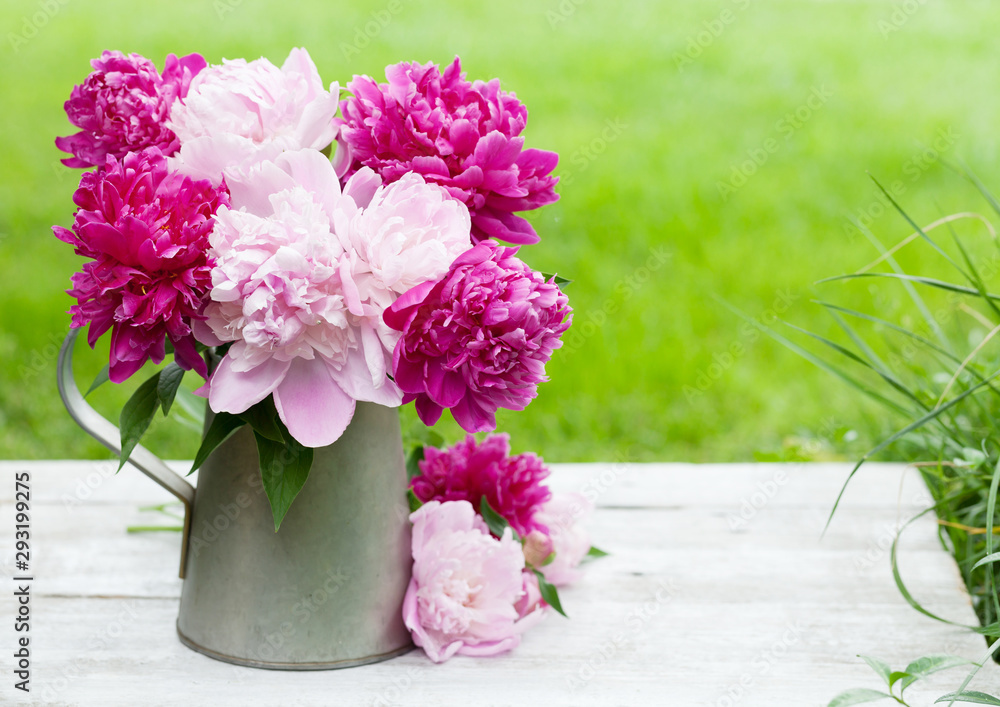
(53, 48, 590, 660)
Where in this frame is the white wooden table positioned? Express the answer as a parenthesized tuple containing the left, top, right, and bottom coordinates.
(0, 461, 998, 706)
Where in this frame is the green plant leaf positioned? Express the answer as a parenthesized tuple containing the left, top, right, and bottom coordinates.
(971, 552, 1000, 572)
(826, 689, 895, 707)
(256, 431, 314, 531)
(406, 445, 425, 481)
(541, 272, 573, 287)
(819, 272, 1000, 303)
(531, 568, 567, 618)
(85, 365, 110, 397)
(900, 655, 974, 692)
(586, 546, 609, 559)
(888, 671, 911, 689)
(824, 371, 1000, 534)
(935, 692, 1000, 705)
(480, 496, 517, 541)
(858, 655, 892, 686)
(238, 397, 283, 442)
(407, 488, 423, 513)
(190, 412, 244, 474)
(118, 371, 162, 471)
(156, 362, 185, 415)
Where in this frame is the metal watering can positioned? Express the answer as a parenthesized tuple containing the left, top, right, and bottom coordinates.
(57, 329, 413, 669)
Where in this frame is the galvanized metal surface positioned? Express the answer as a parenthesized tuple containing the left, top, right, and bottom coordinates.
(176, 403, 413, 669)
(57, 327, 413, 669)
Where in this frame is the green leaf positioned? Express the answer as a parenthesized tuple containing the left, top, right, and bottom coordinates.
(407, 488, 423, 513)
(888, 671, 911, 689)
(935, 692, 1000, 705)
(586, 546, 609, 559)
(238, 397, 283, 442)
(858, 655, 892, 686)
(901, 655, 974, 692)
(531, 568, 567, 618)
(480, 495, 516, 540)
(156, 362, 185, 415)
(826, 689, 895, 707)
(190, 412, 244, 474)
(541, 272, 573, 287)
(173, 388, 206, 425)
(824, 371, 1000, 534)
(256, 431, 314, 531)
(406, 445, 425, 481)
(118, 371, 162, 471)
(972, 552, 1000, 572)
(85, 365, 110, 397)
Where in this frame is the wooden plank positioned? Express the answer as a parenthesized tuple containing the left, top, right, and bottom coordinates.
(0, 461, 996, 706)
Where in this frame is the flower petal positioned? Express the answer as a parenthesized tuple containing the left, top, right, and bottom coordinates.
(273, 357, 356, 447)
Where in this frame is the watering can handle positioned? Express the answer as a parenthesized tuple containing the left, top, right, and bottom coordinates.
(57, 329, 194, 579)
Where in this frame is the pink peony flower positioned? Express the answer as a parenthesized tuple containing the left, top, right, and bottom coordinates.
(534, 493, 593, 587)
(168, 48, 340, 185)
(52, 148, 229, 382)
(56, 51, 206, 169)
(338, 57, 559, 245)
(197, 149, 470, 448)
(411, 434, 552, 537)
(384, 241, 572, 432)
(403, 500, 535, 662)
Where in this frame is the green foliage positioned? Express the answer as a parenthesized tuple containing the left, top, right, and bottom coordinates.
(829, 654, 985, 706)
(786, 174, 1000, 699)
(5, 0, 1000, 462)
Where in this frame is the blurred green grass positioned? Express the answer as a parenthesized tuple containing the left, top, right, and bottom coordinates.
(2, 0, 999, 462)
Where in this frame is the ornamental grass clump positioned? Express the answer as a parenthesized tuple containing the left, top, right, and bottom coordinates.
(769, 171, 1000, 678)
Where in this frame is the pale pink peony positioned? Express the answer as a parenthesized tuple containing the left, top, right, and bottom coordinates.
(338, 58, 559, 245)
(403, 500, 536, 662)
(197, 149, 471, 447)
(534, 493, 593, 587)
(168, 48, 340, 185)
(56, 51, 206, 168)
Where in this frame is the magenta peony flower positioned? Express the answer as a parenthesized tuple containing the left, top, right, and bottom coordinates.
(403, 500, 535, 662)
(52, 148, 229, 382)
(411, 434, 552, 537)
(338, 57, 559, 245)
(56, 51, 206, 169)
(384, 241, 572, 432)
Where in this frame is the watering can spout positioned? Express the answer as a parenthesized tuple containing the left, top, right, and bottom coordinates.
(57, 329, 195, 578)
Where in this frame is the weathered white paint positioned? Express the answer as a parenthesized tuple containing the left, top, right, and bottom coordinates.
(0, 461, 996, 706)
